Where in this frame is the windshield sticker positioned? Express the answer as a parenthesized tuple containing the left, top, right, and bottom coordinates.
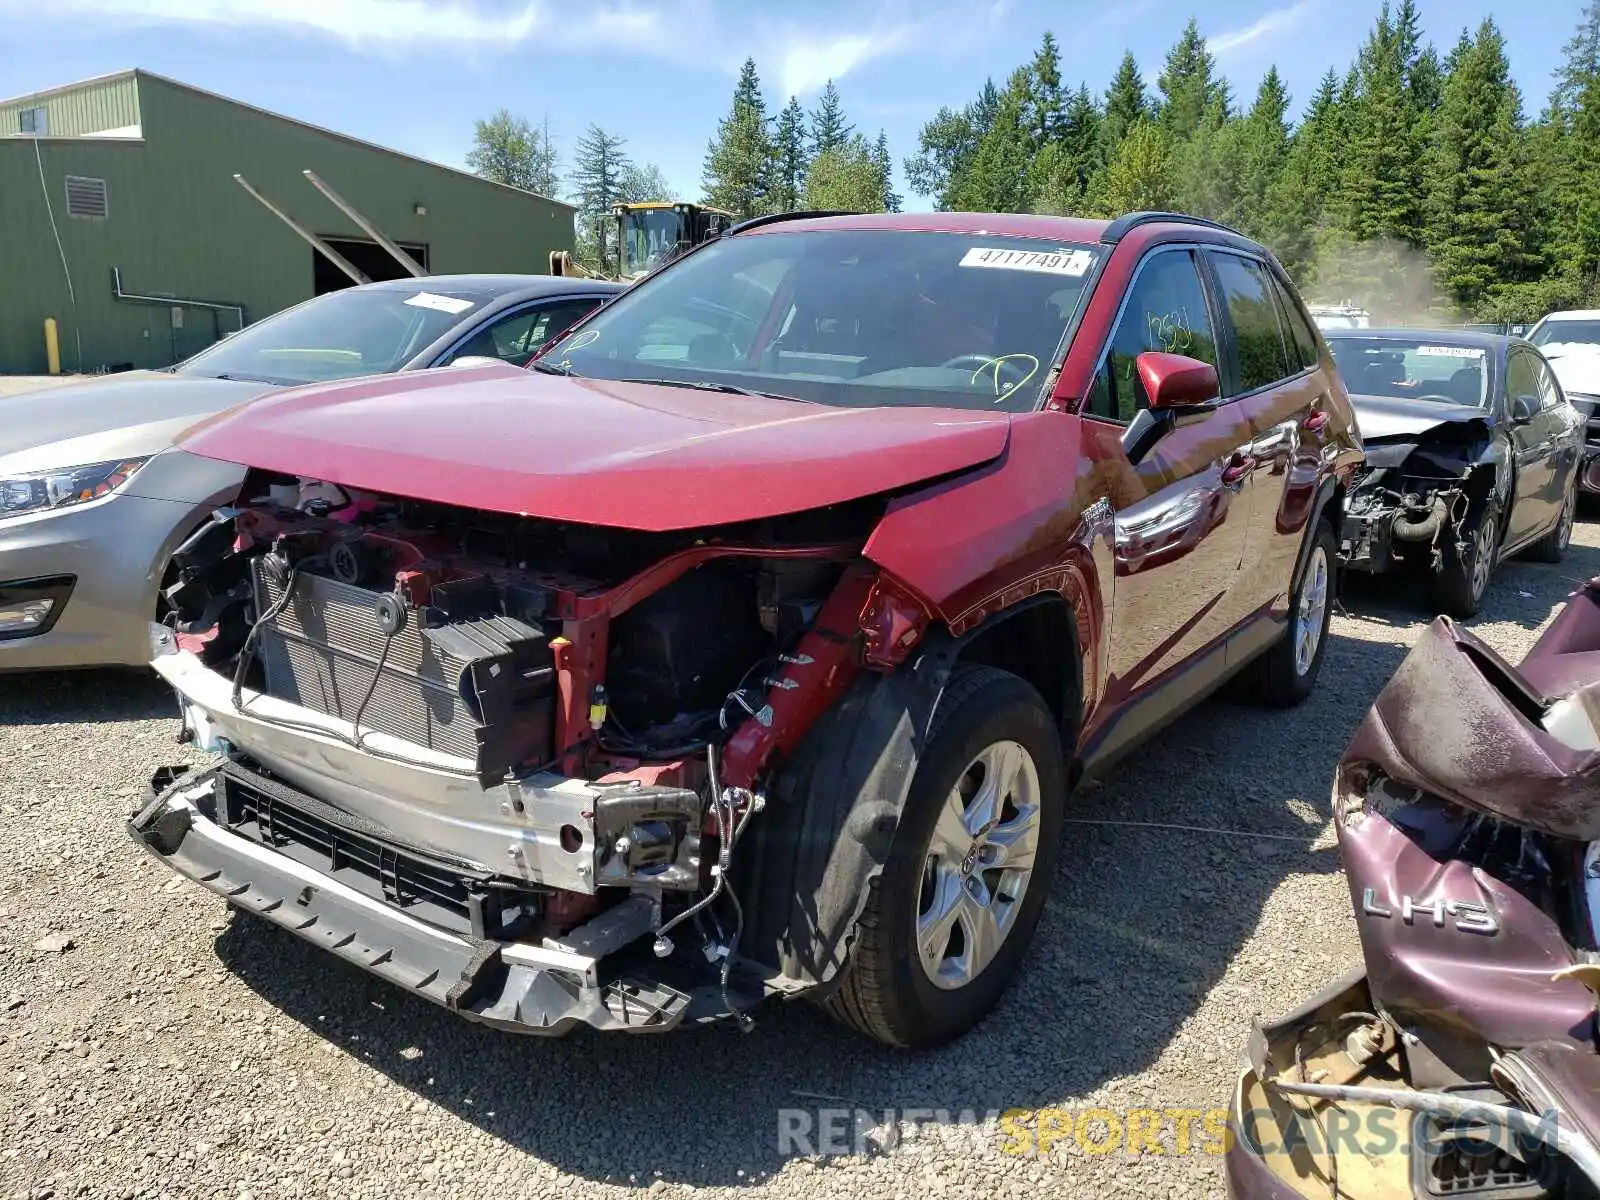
(960, 247, 1094, 276)
(1417, 345, 1485, 359)
(404, 292, 475, 315)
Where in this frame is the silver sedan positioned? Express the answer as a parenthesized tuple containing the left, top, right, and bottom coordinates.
(0, 274, 619, 670)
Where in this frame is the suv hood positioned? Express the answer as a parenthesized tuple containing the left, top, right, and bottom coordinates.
(177, 362, 1013, 531)
(0, 370, 270, 476)
(1545, 346, 1600, 398)
(1350, 393, 1491, 441)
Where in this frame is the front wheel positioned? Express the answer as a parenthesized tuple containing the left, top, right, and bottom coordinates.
(822, 665, 1065, 1048)
(1432, 502, 1500, 618)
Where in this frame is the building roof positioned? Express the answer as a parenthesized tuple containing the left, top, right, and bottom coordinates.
(0, 68, 138, 110)
(0, 69, 576, 211)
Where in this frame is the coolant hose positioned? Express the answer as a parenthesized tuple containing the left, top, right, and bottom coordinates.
(1392, 495, 1447, 542)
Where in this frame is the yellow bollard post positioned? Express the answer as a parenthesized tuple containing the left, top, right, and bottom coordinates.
(44, 318, 61, 376)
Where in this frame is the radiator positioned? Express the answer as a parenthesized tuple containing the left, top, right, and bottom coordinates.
(251, 561, 556, 782)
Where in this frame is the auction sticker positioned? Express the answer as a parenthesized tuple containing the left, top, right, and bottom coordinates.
(960, 247, 1094, 276)
(405, 291, 476, 315)
(1417, 345, 1484, 358)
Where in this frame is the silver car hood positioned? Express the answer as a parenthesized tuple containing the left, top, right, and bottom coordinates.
(0, 371, 269, 476)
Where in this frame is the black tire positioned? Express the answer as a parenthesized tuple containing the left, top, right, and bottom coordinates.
(1244, 518, 1336, 708)
(1432, 501, 1500, 618)
(1528, 474, 1577, 564)
(822, 665, 1065, 1048)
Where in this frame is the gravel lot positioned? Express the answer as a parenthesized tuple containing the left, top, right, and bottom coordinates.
(4, 520, 1598, 1200)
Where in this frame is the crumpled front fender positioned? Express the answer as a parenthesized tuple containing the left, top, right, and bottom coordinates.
(732, 638, 958, 993)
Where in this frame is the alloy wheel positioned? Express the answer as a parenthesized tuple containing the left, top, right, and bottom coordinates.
(1470, 516, 1497, 602)
(915, 740, 1042, 991)
(1294, 545, 1329, 677)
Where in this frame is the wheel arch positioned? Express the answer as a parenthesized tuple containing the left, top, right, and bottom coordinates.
(947, 594, 1083, 768)
(1295, 475, 1344, 591)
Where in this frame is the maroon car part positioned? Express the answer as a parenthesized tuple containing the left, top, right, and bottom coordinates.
(1228, 577, 1600, 1197)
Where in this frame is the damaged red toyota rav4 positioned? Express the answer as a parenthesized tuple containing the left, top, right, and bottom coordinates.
(133, 211, 1360, 1047)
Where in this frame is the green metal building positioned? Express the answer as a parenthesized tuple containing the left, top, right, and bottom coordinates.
(0, 70, 576, 374)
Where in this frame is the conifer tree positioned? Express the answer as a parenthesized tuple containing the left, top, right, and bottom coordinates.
(1423, 20, 1536, 306)
(808, 80, 854, 158)
(771, 97, 808, 213)
(703, 58, 773, 218)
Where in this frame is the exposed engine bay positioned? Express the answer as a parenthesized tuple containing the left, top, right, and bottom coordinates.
(131, 468, 909, 1033)
(1341, 421, 1495, 577)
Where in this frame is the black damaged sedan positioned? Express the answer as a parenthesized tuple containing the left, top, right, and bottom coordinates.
(1327, 329, 1583, 617)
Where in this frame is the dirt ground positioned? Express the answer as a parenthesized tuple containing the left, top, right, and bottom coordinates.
(3, 520, 1596, 1200)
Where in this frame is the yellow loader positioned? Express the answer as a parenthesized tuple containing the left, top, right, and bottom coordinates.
(550, 201, 735, 282)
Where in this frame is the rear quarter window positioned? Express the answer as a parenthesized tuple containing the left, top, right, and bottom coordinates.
(1271, 276, 1321, 371)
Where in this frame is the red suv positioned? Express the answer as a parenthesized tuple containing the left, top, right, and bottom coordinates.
(132, 211, 1360, 1048)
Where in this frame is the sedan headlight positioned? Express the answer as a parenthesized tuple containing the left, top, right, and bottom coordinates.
(0, 458, 148, 519)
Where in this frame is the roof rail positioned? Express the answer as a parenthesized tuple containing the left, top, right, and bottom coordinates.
(725, 209, 859, 236)
(1100, 211, 1244, 244)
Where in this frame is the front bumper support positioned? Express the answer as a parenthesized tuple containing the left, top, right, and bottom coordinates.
(128, 766, 715, 1036)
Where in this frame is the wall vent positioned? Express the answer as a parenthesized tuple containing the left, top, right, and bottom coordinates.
(64, 176, 108, 219)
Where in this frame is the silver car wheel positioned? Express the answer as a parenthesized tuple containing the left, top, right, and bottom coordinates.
(1294, 545, 1329, 677)
(1471, 516, 1497, 601)
(915, 740, 1041, 991)
(1559, 478, 1577, 550)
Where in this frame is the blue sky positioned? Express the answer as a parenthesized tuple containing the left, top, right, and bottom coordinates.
(0, 0, 1580, 208)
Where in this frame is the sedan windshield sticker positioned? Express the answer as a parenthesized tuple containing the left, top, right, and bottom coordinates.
(404, 292, 476, 315)
(960, 247, 1095, 276)
(1417, 345, 1485, 359)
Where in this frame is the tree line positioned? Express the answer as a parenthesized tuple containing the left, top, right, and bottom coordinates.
(467, 112, 669, 273)
(699, 64, 900, 216)
(466, 64, 897, 273)
(468, 0, 1600, 321)
(910, 0, 1600, 322)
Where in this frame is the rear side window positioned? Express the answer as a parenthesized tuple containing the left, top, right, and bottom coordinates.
(1085, 249, 1218, 422)
(1271, 277, 1321, 371)
(1211, 253, 1292, 394)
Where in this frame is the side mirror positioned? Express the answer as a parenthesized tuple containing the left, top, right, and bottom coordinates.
(1512, 394, 1539, 424)
(1137, 351, 1220, 412)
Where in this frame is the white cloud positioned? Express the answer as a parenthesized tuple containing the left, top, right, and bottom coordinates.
(767, 23, 921, 99)
(17, 0, 548, 48)
(1210, 0, 1317, 55)
(4, 0, 952, 94)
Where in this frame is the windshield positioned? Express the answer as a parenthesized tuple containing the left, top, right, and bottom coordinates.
(542, 229, 1100, 414)
(621, 209, 685, 278)
(1531, 319, 1600, 356)
(176, 285, 493, 386)
(1327, 337, 1488, 407)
